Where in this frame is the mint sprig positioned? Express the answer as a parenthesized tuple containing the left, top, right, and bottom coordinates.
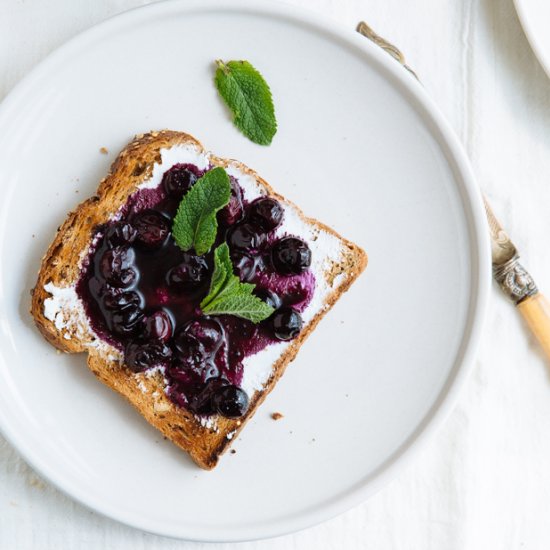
(172, 167, 231, 256)
(200, 243, 274, 323)
(214, 60, 277, 146)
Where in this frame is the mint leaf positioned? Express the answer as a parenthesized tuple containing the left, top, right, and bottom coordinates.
(201, 243, 275, 323)
(201, 243, 233, 309)
(214, 60, 277, 146)
(203, 292, 275, 324)
(172, 167, 231, 255)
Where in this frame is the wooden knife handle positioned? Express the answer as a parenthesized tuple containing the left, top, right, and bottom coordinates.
(518, 293, 550, 358)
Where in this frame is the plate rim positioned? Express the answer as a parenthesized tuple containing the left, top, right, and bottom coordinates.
(513, 0, 550, 79)
(0, 0, 490, 541)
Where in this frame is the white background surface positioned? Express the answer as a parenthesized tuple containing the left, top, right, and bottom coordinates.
(1, 0, 549, 548)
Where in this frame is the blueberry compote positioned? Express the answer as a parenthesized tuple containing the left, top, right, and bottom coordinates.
(76, 164, 316, 418)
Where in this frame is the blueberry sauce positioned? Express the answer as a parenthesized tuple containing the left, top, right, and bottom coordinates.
(76, 164, 316, 418)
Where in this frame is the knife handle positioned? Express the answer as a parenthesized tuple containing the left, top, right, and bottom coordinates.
(518, 293, 550, 358)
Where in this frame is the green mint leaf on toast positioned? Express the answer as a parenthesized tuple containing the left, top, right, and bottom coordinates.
(214, 60, 277, 146)
(201, 243, 275, 323)
(172, 167, 231, 256)
(201, 242, 233, 309)
(203, 292, 274, 324)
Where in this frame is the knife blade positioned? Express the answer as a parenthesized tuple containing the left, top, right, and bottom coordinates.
(357, 21, 550, 359)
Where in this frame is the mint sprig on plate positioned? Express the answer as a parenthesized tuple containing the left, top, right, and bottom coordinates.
(214, 60, 277, 146)
(172, 167, 231, 256)
(200, 243, 274, 323)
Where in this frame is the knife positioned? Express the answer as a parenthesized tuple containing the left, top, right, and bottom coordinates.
(357, 21, 550, 358)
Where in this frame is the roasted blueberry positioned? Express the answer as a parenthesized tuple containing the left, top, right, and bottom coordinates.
(271, 237, 311, 275)
(105, 222, 137, 246)
(195, 361, 220, 383)
(132, 210, 170, 249)
(181, 318, 224, 354)
(219, 177, 244, 226)
(143, 310, 173, 342)
(187, 378, 228, 415)
(166, 253, 209, 289)
(172, 358, 219, 385)
(110, 304, 144, 336)
(270, 307, 303, 340)
(248, 197, 284, 232)
(230, 251, 257, 282)
(125, 341, 172, 372)
(186, 386, 214, 415)
(173, 330, 206, 358)
(172, 332, 212, 382)
(114, 269, 136, 288)
(212, 385, 249, 418)
(162, 164, 198, 197)
(254, 288, 282, 310)
(98, 246, 137, 288)
(227, 223, 266, 251)
(103, 290, 142, 310)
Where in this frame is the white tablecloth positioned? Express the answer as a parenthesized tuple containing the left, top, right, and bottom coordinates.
(2, 0, 550, 548)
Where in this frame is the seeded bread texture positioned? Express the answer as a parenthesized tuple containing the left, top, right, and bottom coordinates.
(30, 130, 367, 470)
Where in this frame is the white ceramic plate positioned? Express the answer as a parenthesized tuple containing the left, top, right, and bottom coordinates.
(0, 0, 489, 542)
(514, 0, 550, 78)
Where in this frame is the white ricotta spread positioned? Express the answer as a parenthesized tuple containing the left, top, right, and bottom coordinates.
(43, 282, 82, 331)
(43, 282, 122, 359)
(197, 415, 219, 432)
(137, 145, 210, 190)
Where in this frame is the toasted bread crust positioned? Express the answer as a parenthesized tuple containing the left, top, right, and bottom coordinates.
(31, 131, 367, 469)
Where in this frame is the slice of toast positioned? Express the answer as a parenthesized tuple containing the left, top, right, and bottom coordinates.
(31, 130, 367, 469)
